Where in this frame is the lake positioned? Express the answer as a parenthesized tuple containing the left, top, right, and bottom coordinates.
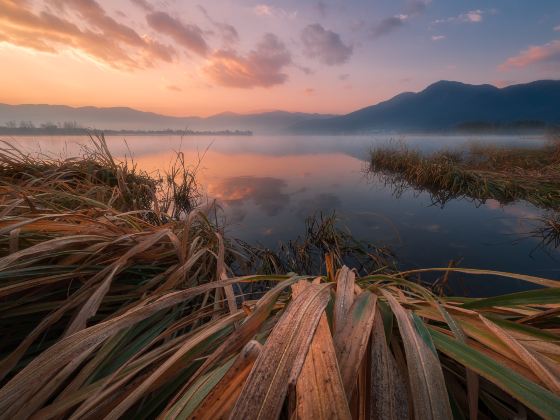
(6, 133, 558, 296)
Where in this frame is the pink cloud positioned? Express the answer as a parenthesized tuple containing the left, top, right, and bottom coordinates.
(146, 11, 209, 57)
(204, 33, 292, 88)
(301, 24, 353, 65)
(0, 0, 176, 69)
(499, 40, 560, 70)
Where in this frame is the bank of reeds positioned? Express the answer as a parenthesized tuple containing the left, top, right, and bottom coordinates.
(370, 139, 560, 247)
(0, 137, 559, 419)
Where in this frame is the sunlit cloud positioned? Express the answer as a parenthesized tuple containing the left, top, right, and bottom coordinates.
(463, 10, 483, 22)
(204, 33, 292, 88)
(146, 11, 209, 57)
(434, 9, 486, 24)
(301, 24, 353, 66)
(253, 4, 297, 19)
(499, 40, 560, 71)
(197, 5, 239, 47)
(431, 35, 445, 41)
(0, 0, 176, 69)
(554, 25, 560, 32)
(130, 0, 153, 12)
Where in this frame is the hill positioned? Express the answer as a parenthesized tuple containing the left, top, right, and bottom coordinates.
(0, 104, 335, 134)
(291, 80, 560, 133)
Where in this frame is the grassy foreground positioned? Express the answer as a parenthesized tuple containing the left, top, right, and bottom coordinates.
(0, 138, 560, 419)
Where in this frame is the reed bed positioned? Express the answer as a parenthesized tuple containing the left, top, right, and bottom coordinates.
(370, 140, 560, 247)
(0, 137, 559, 419)
(370, 143, 560, 209)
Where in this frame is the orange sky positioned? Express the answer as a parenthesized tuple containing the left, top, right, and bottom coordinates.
(1, 0, 558, 117)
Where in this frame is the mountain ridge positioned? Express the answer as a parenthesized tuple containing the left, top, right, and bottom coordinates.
(291, 79, 560, 133)
(2, 80, 559, 134)
(0, 104, 336, 134)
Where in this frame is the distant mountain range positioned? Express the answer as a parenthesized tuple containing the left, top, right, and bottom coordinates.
(1, 80, 559, 134)
(291, 80, 560, 133)
(0, 104, 334, 134)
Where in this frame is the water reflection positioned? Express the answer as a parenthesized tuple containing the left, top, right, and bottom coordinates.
(6, 134, 559, 295)
(208, 176, 290, 216)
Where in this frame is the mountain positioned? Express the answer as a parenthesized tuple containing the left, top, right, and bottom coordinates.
(291, 80, 560, 133)
(0, 104, 335, 134)
(3, 80, 559, 135)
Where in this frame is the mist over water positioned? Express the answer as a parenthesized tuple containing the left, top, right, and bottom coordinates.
(7, 133, 558, 296)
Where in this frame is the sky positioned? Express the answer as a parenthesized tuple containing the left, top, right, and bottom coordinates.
(0, 0, 559, 116)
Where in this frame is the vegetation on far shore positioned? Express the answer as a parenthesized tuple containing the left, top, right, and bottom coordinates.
(0, 137, 559, 419)
(1, 120, 252, 136)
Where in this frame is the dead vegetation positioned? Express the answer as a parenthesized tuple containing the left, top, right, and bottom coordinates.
(0, 136, 559, 419)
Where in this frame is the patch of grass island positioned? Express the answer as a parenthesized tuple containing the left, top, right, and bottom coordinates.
(370, 134, 560, 247)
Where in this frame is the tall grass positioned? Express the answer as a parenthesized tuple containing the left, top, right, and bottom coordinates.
(0, 137, 559, 418)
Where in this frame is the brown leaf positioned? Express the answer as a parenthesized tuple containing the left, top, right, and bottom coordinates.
(334, 290, 378, 399)
(368, 308, 409, 419)
(230, 282, 332, 419)
(333, 266, 355, 336)
(293, 281, 351, 420)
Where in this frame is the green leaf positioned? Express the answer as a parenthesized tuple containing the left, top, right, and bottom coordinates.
(462, 288, 560, 309)
(430, 328, 560, 419)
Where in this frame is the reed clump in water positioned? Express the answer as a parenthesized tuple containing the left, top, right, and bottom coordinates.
(0, 135, 200, 219)
(0, 137, 559, 419)
(370, 136, 560, 247)
(370, 141, 560, 209)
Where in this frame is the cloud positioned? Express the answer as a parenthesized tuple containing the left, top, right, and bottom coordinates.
(405, 0, 431, 15)
(315, 1, 327, 18)
(301, 24, 353, 65)
(434, 9, 485, 24)
(554, 25, 560, 32)
(369, 1, 429, 38)
(197, 5, 239, 47)
(371, 15, 408, 38)
(208, 176, 290, 216)
(130, 0, 153, 12)
(338, 73, 349, 80)
(431, 35, 445, 41)
(253, 4, 273, 16)
(463, 10, 483, 22)
(499, 40, 560, 71)
(0, 0, 175, 69)
(253, 4, 297, 19)
(146, 11, 209, 57)
(204, 33, 292, 88)
(167, 84, 182, 92)
(304, 87, 315, 95)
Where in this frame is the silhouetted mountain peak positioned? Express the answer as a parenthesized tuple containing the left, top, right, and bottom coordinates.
(292, 79, 560, 133)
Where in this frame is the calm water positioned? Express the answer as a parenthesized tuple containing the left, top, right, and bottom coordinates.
(7, 134, 559, 296)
